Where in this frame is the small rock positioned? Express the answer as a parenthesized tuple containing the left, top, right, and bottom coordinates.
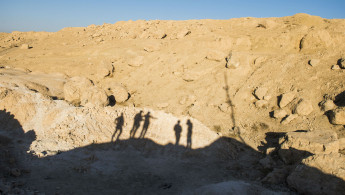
(253, 87, 268, 100)
(255, 100, 268, 108)
(156, 102, 169, 109)
(331, 65, 340, 70)
(272, 109, 287, 119)
(308, 59, 320, 66)
(281, 114, 298, 125)
(20, 44, 29, 49)
(262, 168, 289, 185)
(329, 107, 345, 125)
(205, 51, 225, 62)
(319, 99, 336, 111)
(279, 92, 295, 108)
(293, 99, 313, 116)
(218, 103, 230, 113)
(11, 168, 21, 177)
(259, 156, 275, 169)
(338, 57, 345, 69)
(263, 95, 271, 101)
(143, 44, 160, 52)
(128, 56, 144, 67)
(266, 147, 276, 155)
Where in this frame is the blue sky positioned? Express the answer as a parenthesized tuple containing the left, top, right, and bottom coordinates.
(1, 0, 344, 32)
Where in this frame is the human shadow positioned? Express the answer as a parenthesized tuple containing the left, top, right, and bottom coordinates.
(139, 112, 156, 139)
(111, 113, 124, 142)
(130, 111, 143, 138)
(186, 119, 193, 149)
(2, 109, 345, 194)
(0, 109, 36, 191)
(173, 120, 182, 145)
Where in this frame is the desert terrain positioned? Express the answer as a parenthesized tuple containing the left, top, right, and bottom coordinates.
(0, 13, 345, 194)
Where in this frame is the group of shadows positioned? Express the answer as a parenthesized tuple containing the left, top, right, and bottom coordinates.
(111, 111, 193, 148)
(1, 109, 345, 194)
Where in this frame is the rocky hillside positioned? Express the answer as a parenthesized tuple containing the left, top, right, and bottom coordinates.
(0, 13, 345, 194)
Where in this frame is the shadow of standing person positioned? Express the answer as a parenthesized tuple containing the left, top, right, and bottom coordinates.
(130, 111, 143, 138)
(173, 120, 182, 146)
(139, 112, 156, 139)
(186, 119, 193, 149)
(111, 113, 124, 142)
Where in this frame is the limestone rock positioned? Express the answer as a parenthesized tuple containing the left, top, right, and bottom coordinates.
(108, 84, 129, 103)
(262, 168, 289, 185)
(205, 51, 225, 62)
(156, 102, 169, 109)
(331, 64, 340, 70)
(259, 156, 275, 169)
(10, 168, 21, 177)
(272, 109, 287, 119)
(95, 61, 114, 79)
(80, 86, 109, 107)
(287, 153, 345, 194)
(20, 44, 29, 49)
(218, 103, 230, 113)
(128, 56, 144, 67)
(24, 81, 50, 96)
(279, 92, 295, 108)
(308, 59, 320, 66)
(225, 52, 249, 69)
(279, 130, 339, 164)
(293, 99, 313, 116)
(63, 77, 93, 106)
(281, 114, 298, 125)
(144, 44, 160, 52)
(329, 107, 345, 125)
(255, 100, 268, 108)
(253, 87, 267, 100)
(319, 99, 336, 111)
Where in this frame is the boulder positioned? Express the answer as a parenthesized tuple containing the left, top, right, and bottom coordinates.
(255, 100, 268, 108)
(329, 107, 345, 125)
(279, 92, 295, 108)
(253, 87, 268, 100)
(63, 77, 94, 106)
(319, 99, 336, 111)
(80, 86, 109, 107)
(262, 168, 289, 185)
(281, 114, 298, 125)
(293, 99, 313, 116)
(287, 153, 345, 194)
(24, 81, 50, 96)
(95, 61, 114, 79)
(272, 109, 287, 119)
(279, 130, 339, 164)
(108, 84, 129, 103)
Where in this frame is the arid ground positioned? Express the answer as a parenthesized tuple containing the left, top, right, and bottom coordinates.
(0, 13, 345, 194)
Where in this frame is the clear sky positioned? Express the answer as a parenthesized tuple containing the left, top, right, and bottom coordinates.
(1, 0, 344, 33)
